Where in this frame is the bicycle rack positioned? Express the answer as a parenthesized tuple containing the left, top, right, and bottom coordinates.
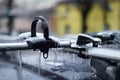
(0, 16, 71, 59)
(0, 16, 120, 61)
(0, 16, 120, 80)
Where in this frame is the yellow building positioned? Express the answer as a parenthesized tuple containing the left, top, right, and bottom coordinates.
(55, 0, 120, 35)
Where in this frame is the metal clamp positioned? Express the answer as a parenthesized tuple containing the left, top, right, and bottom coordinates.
(31, 16, 49, 59)
(31, 16, 49, 40)
(77, 34, 101, 47)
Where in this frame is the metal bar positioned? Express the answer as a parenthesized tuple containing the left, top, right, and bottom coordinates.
(58, 41, 71, 48)
(86, 47, 120, 61)
(0, 38, 119, 61)
(0, 42, 30, 51)
(63, 45, 120, 61)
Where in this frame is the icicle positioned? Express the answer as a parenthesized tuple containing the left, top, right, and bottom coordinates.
(37, 51, 41, 79)
(54, 49, 57, 67)
(18, 50, 22, 80)
(72, 54, 75, 64)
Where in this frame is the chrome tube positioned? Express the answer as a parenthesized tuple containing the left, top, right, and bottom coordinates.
(0, 42, 30, 51)
(86, 47, 120, 61)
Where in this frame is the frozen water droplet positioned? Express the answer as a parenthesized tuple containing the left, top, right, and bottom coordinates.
(72, 54, 75, 64)
(18, 50, 22, 80)
(54, 49, 58, 67)
(38, 51, 41, 78)
(51, 48, 63, 71)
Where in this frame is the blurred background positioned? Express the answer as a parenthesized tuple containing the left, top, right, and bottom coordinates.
(0, 0, 119, 36)
(0, 1, 120, 80)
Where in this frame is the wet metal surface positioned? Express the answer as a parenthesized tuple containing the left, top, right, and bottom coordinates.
(0, 38, 102, 80)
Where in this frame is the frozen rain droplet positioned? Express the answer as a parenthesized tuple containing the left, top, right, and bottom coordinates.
(38, 51, 41, 79)
(54, 49, 58, 67)
(18, 50, 22, 80)
(72, 54, 75, 64)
